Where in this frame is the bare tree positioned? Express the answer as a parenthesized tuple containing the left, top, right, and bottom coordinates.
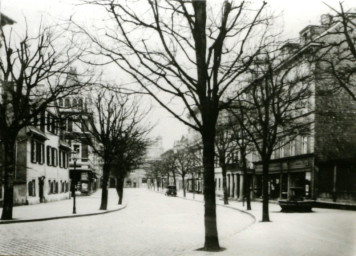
(161, 150, 178, 187)
(316, 2, 356, 101)
(79, 88, 145, 210)
(227, 110, 253, 210)
(229, 48, 312, 222)
(0, 24, 89, 220)
(174, 142, 196, 197)
(215, 119, 239, 205)
(77, 0, 270, 249)
(110, 126, 151, 204)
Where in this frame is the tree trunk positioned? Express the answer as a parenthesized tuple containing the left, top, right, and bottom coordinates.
(1, 140, 16, 220)
(182, 175, 186, 197)
(116, 176, 124, 205)
(100, 162, 110, 210)
(241, 148, 251, 210)
(221, 164, 228, 205)
(262, 159, 270, 222)
(202, 129, 220, 250)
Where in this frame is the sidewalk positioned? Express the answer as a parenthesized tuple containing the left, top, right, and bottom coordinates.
(0, 189, 126, 224)
(153, 188, 356, 256)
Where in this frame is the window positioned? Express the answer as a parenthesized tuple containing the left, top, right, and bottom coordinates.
(302, 136, 308, 154)
(47, 146, 51, 166)
(40, 111, 45, 131)
(78, 98, 83, 109)
(82, 144, 89, 159)
(55, 182, 59, 194)
(73, 99, 77, 108)
(31, 140, 36, 163)
(290, 140, 296, 156)
(51, 148, 58, 167)
(65, 98, 70, 108)
(218, 178, 221, 189)
(47, 113, 52, 131)
(31, 140, 44, 164)
(48, 180, 51, 194)
(58, 98, 63, 107)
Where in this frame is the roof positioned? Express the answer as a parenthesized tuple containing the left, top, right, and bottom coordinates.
(27, 126, 48, 141)
(1, 13, 15, 27)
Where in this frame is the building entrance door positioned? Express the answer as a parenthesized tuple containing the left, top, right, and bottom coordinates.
(39, 177, 45, 203)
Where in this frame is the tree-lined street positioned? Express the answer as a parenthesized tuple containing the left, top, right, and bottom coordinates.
(0, 189, 253, 256)
(0, 188, 355, 256)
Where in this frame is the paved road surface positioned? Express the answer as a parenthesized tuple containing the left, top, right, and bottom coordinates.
(0, 189, 253, 256)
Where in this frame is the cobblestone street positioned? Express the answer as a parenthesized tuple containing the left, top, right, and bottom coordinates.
(0, 189, 253, 256)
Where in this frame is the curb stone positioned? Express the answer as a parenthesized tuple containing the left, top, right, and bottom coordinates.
(0, 203, 127, 225)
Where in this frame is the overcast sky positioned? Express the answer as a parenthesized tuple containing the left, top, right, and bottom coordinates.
(2, 0, 354, 150)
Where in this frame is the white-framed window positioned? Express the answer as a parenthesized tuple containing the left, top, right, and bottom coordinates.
(302, 136, 308, 154)
(280, 142, 285, 158)
(290, 140, 296, 156)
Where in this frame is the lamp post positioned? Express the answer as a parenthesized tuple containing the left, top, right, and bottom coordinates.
(71, 150, 79, 214)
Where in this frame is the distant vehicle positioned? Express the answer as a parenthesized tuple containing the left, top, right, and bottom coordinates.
(165, 185, 177, 197)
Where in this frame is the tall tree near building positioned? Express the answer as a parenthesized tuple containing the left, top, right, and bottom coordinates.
(78, 0, 270, 250)
(161, 150, 178, 187)
(227, 110, 253, 210)
(174, 144, 197, 197)
(80, 88, 146, 210)
(0, 25, 88, 220)
(110, 127, 150, 204)
(215, 121, 239, 205)
(229, 48, 311, 221)
(318, 2, 356, 101)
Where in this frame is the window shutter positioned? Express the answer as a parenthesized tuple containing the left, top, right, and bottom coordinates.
(47, 146, 51, 166)
(31, 140, 36, 163)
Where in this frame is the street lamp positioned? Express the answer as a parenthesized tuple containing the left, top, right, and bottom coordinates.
(71, 149, 79, 214)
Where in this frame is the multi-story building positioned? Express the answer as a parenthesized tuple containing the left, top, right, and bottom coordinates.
(170, 12, 356, 207)
(252, 13, 356, 207)
(0, 106, 71, 205)
(58, 83, 103, 195)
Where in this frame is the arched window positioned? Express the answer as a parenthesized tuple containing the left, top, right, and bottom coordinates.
(72, 99, 77, 109)
(78, 98, 83, 109)
(65, 98, 70, 108)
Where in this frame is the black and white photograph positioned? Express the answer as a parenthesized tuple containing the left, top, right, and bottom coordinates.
(0, 0, 355, 255)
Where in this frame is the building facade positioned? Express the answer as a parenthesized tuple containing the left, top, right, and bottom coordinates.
(58, 90, 103, 195)
(1, 108, 71, 206)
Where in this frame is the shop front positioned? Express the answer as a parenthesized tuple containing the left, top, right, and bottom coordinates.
(253, 155, 314, 200)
